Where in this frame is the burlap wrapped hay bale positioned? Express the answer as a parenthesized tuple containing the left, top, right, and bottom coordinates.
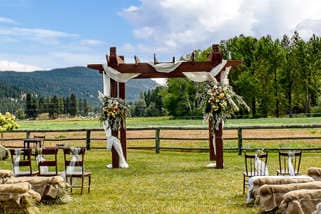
(308, 167, 321, 181)
(5, 176, 71, 204)
(279, 189, 321, 214)
(0, 182, 41, 214)
(0, 169, 13, 184)
(248, 176, 314, 204)
(258, 181, 321, 212)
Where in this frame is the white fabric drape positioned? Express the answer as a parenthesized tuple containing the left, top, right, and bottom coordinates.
(103, 121, 128, 168)
(101, 60, 228, 87)
(183, 60, 227, 82)
(102, 62, 140, 96)
(102, 64, 140, 83)
(148, 61, 184, 73)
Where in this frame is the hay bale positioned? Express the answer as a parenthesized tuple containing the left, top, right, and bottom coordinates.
(258, 181, 321, 212)
(0, 182, 41, 214)
(5, 176, 71, 204)
(279, 189, 321, 214)
(308, 167, 321, 181)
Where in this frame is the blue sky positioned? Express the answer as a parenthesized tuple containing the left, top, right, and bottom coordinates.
(0, 0, 321, 71)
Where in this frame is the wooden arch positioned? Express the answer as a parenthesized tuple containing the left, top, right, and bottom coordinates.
(88, 44, 241, 169)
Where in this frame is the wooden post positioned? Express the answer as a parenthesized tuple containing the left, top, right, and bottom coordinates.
(26, 131, 31, 139)
(155, 128, 160, 153)
(215, 122, 224, 169)
(238, 128, 243, 155)
(86, 130, 91, 150)
(119, 82, 127, 160)
(208, 118, 216, 161)
(110, 78, 120, 168)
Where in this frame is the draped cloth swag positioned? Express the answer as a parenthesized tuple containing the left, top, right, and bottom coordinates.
(100, 60, 231, 168)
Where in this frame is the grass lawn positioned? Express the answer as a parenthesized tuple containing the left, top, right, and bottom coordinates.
(1, 149, 321, 213)
(2, 117, 321, 213)
(15, 116, 321, 130)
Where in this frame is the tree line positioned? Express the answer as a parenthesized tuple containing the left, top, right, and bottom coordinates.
(129, 32, 321, 118)
(23, 93, 91, 119)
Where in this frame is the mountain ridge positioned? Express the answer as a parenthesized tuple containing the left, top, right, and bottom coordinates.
(0, 66, 158, 105)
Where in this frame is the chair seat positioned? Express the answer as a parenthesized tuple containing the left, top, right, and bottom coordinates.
(15, 171, 39, 177)
(277, 169, 299, 175)
(66, 172, 91, 177)
(243, 171, 267, 177)
(38, 171, 59, 176)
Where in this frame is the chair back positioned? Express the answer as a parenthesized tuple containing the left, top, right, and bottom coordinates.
(10, 148, 33, 176)
(244, 152, 268, 177)
(37, 147, 58, 176)
(33, 135, 45, 147)
(278, 150, 302, 176)
(63, 147, 86, 175)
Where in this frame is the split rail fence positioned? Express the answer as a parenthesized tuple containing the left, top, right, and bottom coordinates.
(2, 124, 321, 155)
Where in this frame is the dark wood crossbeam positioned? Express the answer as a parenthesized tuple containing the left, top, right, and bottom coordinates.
(87, 60, 241, 78)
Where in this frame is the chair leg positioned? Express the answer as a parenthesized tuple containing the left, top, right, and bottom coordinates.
(70, 176, 73, 193)
(80, 176, 84, 195)
(88, 175, 91, 193)
(243, 175, 245, 194)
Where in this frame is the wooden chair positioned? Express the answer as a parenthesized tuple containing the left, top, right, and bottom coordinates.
(10, 148, 38, 177)
(33, 135, 45, 148)
(37, 147, 58, 176)
(277, 150, 302, 176)
(243, 152, 268, 194)
(63, 147, 91, 194)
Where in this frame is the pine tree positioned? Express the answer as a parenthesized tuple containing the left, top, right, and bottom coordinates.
(69, 94, 78, 117)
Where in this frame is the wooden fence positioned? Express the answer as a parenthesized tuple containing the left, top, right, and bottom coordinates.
(2, 124, 321, 154)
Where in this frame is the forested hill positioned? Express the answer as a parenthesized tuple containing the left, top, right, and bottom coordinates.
(0, 66, 158, 104)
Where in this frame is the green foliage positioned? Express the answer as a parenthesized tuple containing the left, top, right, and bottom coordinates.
(160, 78, 202, 117)
(130, 86, 164, 117)
(0, 112, 19, 132)
(68, 94, 78, 117)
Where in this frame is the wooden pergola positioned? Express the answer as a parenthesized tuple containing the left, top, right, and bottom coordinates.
(88, 44, 241, 169)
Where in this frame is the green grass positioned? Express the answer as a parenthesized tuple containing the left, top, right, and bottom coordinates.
(2, 117, 321, 212)
(1, 150, 321, 213)
(17, 116, 321, 130)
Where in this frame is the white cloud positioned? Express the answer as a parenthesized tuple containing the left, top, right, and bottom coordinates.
(0, 27, 78, 42)
(120, 0, 321, 58)
(80, 39, 106, 46)
(0, 17, 17, 24)
(0, 60, 43, 72)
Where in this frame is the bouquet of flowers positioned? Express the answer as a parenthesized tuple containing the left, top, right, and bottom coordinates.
(205, 83, 249, 130)
(99, 96, 129, 131)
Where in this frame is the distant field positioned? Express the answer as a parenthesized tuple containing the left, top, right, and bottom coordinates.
(16, 116, 321, 130)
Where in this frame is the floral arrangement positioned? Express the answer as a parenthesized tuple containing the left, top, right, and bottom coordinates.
(204, 83, 249, 130)
(99, 96, 129, 131)
(0, 112, 19, 132)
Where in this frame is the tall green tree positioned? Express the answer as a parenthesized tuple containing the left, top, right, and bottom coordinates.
(25, 93, 38, 119)
(48, 96, 59, 119)
(69, 94, 78, 117)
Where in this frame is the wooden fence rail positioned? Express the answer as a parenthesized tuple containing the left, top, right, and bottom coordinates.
(1, 124, 321, 154)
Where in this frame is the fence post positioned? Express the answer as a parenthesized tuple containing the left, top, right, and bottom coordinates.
(26, 131, 31, 139)
(155, 128, 160, 153)
(86, 130, 91, 150)
(238, 128, 243, 155)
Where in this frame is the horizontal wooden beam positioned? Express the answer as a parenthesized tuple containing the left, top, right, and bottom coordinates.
(87, 60, 242, 78)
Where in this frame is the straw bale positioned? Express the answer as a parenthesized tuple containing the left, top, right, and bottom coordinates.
(279, 189, 321, 214)
(308, 167, 321, 181)
(258, 181, 321, 212)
